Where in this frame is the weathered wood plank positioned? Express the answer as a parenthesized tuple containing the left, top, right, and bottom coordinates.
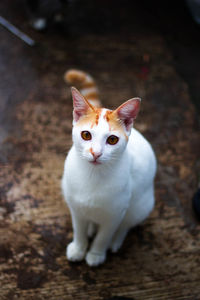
(0, 1, 200, 299)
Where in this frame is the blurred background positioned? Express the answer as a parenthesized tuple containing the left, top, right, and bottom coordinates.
(0, 1, 200, 299)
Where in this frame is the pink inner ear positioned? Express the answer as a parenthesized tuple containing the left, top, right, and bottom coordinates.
(116, 98, 141, 130)
(71, 87, 93, 122)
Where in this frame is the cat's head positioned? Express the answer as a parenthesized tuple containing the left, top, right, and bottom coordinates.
(71, 87, 141, 166)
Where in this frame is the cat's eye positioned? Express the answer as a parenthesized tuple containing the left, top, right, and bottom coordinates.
(107, 135, 119, 145)
(81, 131, 92, 141)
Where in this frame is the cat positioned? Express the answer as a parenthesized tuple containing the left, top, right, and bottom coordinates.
(61, 69, 157, 266)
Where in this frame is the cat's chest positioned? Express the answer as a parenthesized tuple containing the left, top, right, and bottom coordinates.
(68, 174, 129, 204)
(68, 181, 130, 223)
(66, 165, 131, 215)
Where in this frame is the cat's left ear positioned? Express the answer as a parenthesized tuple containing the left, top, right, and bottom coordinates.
(115, 98, 141, 131)
(71, 87, 94, 122)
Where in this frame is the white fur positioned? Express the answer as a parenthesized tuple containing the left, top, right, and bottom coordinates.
(80, 87, 97, 96)
(62, 109, 156, 266)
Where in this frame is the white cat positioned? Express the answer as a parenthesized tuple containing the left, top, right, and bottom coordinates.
(62, 70, 157, 267)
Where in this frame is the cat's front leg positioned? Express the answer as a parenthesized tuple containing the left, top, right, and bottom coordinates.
(67, 210, 88, 262)
(86, 220, 121, 267)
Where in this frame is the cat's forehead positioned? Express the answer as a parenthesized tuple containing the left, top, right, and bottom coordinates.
(76, 108, 127, 137)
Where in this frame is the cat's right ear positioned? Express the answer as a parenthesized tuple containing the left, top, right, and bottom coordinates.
(71, 87, 92, 122)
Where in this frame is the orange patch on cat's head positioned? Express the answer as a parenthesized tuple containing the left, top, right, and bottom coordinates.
(104, 110, 128, 140)
(76, 107, 103, 128)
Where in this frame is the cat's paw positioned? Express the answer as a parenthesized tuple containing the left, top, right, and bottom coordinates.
(110, 240, 123, 253)
(110, 229, 128, 253)
(66, 242, 86, 262)
(86, 251, 106, 267)
(110, 236, 125, 253)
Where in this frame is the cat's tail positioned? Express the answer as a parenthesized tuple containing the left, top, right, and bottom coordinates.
(64, 69, 101, 107)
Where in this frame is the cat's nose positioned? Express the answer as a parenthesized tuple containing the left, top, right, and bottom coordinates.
(92, 152, 102, 160)
(89, 147, 102, 160)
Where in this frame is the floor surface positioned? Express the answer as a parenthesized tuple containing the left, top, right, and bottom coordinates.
(0, 1, 200, 299)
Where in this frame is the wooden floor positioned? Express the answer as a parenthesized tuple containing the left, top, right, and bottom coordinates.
(0, 1, 200, 299)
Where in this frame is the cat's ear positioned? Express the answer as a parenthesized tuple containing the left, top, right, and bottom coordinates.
(115, 98, 141, 131)
(71, 87, 94, 122)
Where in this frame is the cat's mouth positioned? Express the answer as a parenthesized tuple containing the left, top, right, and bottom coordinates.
(90, 160, 101, 165)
